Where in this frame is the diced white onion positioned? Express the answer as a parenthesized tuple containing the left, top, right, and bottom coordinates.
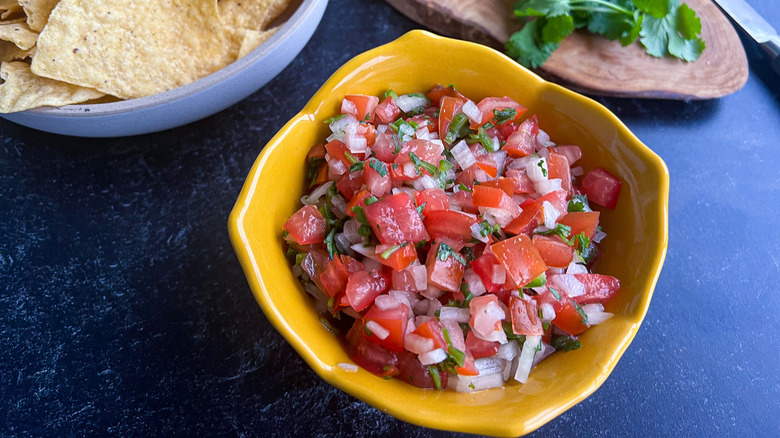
(462, 100, 481, 124)
(582, 303, 613, 325)
(571, 166, 584, 177)
(330, 194, 347, 218)
(337, 362, 358, 372)
(452, 372, 505, 393)
(389, 290, 417, 310)
(374, 294, 401, 311)
(366, 320, 389, 340)
(492, 264, 506, 285)
(418, 348, 448, 365)
(376, 124, 388, 134)
(451, 140, 476, 170)
(542, 201, 560, 228)
(346, 132, 367, 154)
(593, 229, 607, 243)
(415, 127, 431, 140)
(552, 274, 586, 298)
(329, 114, 358, 138)
(536, 129, 554, 148)
(496, 340, 520, 361)
(470, 222, 489, 244)
(537, 147, 550, 159)
(566, 260, 589, 275)
(343, 219, 362, 244)
(494, 151, 507, 177)
(398, 123, 415, 141)
(411, 265, 428, 291)
(334, 233, 352, 254)
(405, 333, 435, 355)
(531, 342, 555, 368)
(402, 162, 416, 178)
(425, 296, 443, 316)
(438, 306, 470, 323)
(464, 268, 487, 297)
(329, 158, 347, 176)
(341, 98, 357, 116)
(540, 302, 556, 322)
(423, 285, 443, 300)
(475, 357, 505, 376)
(301, 181, 333, 205)
(534, 178, 562, 196)
(396, 94, 429, 112)
(481, 207, 516, 227)
(514, 335, 542, 384)
(526, 156, 548, 182)
(350, 243, 380, 261)
(507, 154, 536, 171)
(413, 174, 439, 191)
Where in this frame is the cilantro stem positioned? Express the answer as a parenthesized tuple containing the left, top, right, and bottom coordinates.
(569, 0, 632, 15)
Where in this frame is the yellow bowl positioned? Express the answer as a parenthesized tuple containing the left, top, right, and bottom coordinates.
(228, 30, 669, 436)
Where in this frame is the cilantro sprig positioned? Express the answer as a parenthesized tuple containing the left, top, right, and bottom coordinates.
(507, 0, 705, 68)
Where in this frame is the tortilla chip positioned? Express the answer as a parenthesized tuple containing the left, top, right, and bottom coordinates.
(237, 26, 279, 59)
(19, 0, 60, 32)
(1, 4, 25, 21)
(31, 0, 244, 99)
(219, 0, 291, 31)
(0, 20, 38, 50)
(0, 60, 104, 112)
(0, 40, 35, 61)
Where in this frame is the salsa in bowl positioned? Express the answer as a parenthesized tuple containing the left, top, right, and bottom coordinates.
(229, 30, 668, 436)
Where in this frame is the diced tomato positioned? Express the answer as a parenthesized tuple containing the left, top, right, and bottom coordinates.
(391, 267, 420, 291)
(319, 256, 349, 297)
(372, 131, 400, 162)
(345, 189, 372, 217)
(423, 210, 477, 247)
(335, 170, 365, 201)
(552, 298, 589, 336)
(469, 295, 503, 338)
(536, 190, 568, 217)
(363, 193, 429, 245)
(532, 235, 574, 268)
(364, 302, 409, 352)
(426, 84, 465, 105)
(465, 330, 500, 359)
(300, 248, 330, 292)
(306, 143, 329, 187)
(533, 288, 565, 314)
(505, 169, 535, 194)
(547, 152, 572, 194)
(572, 273, 620, 304)
(283, 205, 326, 245)
(414, 188, 450, 215)
(351, 334, 400, 377)
(503, 115, 538, 158)
(454, 165, 487, 189)
(325, 139, 362, 167)
(581, 168, 622, 209)
(438, 96, 467, 139)
(376, 242, 417, 271)
(451, 189, 478, 214)
(509, 296, 544, 336)
(558, 211, 600, 243)
(470, 252, 503, 293)
(356, 123, 376, 147)
(394, 139, 444, 175)
(342, 94, 379, 122)
(412, 319, 448, 350)
(490, 235, 547, 288)
(375, 96, 401, 124)
(472, 185, 521, 218)
(504, 198, 542, 236)
(471, 96, 527, 128)
(425, 242, 466, 292)
(363, 158, 392, 197)
(397, 351, 448, 389)
(345, 270, 389, 312)
(480, 178, 515, 197)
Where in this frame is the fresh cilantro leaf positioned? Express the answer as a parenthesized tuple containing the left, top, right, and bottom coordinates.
(514, 0, 571, 17)
(676, 3, 701, 39)
(551, 334, 582, 351)
(493, 108, 517, 125)
(368, 159, 388, 177)
(506, 18, 559, 69)
(409, 152, 439, 175)
(633, 0, 668, 19)
(542, 14, 575, 44)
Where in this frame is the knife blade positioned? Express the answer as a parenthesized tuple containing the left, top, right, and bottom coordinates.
(713, 0, 780, 75)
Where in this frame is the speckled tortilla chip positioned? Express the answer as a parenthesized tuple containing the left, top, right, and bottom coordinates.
(0, 20, 38, 50)
(237, 26, 279, 59)
(31, 0, 243, 99)
(0, 61, 104, 112)
(219, 0, 291, 30)
(19, 0, 61, 32)
(1, 3, 24, 21)
(0, 40, 36, 61)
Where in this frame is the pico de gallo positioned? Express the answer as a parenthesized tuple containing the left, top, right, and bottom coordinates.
(282, 84, 622, 392)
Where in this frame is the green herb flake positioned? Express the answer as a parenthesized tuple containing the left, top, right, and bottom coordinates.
(364, 195, 379, 205)
(409, 152, 439, 175)
(323, 114, 346, 124)
(444, 112, 470, 144)
(368, 159, 388, 177)
(493, 107, 517, 125)
(551, 334, 582, 352)
(380, 243, 407, 260)
(428, 365, 442, 390)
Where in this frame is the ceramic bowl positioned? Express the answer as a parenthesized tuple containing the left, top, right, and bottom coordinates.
(228, 30, 669, 436)
(0, 0, 328, 137)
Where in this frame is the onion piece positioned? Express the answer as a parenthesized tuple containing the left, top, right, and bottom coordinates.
(451, 372, 505, 393)
(462, 100, 481, 124)
(475, 357, 505, 376)
(496, 340, 520, 361)
(365, 320, 389, 340)
(405, 333, 435, 355)
(396, 94, 429, 112)
(464, 268, 487, 297)
(534, 178, 562, 196)
(410, 264, 428, 291)
(419, 348, 448, 365)
(551, 274, 586, 298)
(514, 335, 542, 383)
(539, 302, 556, 322)
(374, 294, 401, 311)
(438, 306, 470, 323)
(531, 342, 555, 368)
(542, 200, 561, 229)
(526, 156, 548, 182)
(593, 229, 607, 243)
(582, 303, 613, 325)
(301, 181, 334, 205)
(451, 140, 476, 170)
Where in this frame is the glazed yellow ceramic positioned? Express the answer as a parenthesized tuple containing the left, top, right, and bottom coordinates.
(228, 30, 669, 436)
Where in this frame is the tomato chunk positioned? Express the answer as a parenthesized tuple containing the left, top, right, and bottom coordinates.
(414, 188, 450, 215)
(426, 242, 466, 292)
(581, 168, 622, 209)
(342, 94, 379, 122)
(397, 351, 448, 389)
(532, 234, 574, 268)
(423, 210, 477, 247)
(465, 330, 500, 359)
(546, 152, 572, 194)
(376, 242, 417, 271)
(375, 96, 401, 124)
(364, 302, 409, 352)
(552, 297, 589, 336)
(503, 115, 537, 158)
(345, 270, 389, 312)
(509, 296, 543, 336)
(283, 205, 326, 245)
(472, 96, 527, 128)
(558, 211, 600, 244)
(363, 193, 429, 245)
(412, 319, 448, 350)
(572, 273, 620, 304)
(504, 198, 542, 236)
(490, 235, 547, 288)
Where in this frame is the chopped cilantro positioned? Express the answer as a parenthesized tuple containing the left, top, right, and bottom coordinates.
(409, 152, 439, 175)
(428, 365, 442, 390)
(306, 157, 326, 188)
(323, 114, 346, 124)
(525, 272, 547, 288)
(537, 223, 572, 241)
(549, 287, 561, 300)
(368, 159, 388, 177)
(551, 334, 581, 352)
(344, 151, 358, 165)
(379, 243, 408, 259)
(436, 242, 467, 265)
(364, 195, 379, 205)
(456, 182, 473, 193)
(444, 112, 470, 144)
(384, 89, 399, 99)
(567, 194, 591, 212)
(324, 228, 339, 259)
(493, 107, 517, 125)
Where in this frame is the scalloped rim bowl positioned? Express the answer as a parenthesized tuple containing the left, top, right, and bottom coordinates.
(229, 30, 669, 436)
(0, 0, 328, 137)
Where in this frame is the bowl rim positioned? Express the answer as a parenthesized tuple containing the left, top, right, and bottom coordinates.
(17, 0, 325, 117)
(229, 29, 670, 436)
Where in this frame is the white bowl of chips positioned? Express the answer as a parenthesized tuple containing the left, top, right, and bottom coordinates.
(0, 0, 327, 137)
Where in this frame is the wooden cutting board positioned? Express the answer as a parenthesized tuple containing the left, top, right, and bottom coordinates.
(384, 0, 748, 99)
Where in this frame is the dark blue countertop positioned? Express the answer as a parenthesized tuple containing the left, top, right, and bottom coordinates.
(2, 0, 778, 436)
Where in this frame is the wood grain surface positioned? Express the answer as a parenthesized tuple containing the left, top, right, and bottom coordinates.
(385, 0, 748, 99)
